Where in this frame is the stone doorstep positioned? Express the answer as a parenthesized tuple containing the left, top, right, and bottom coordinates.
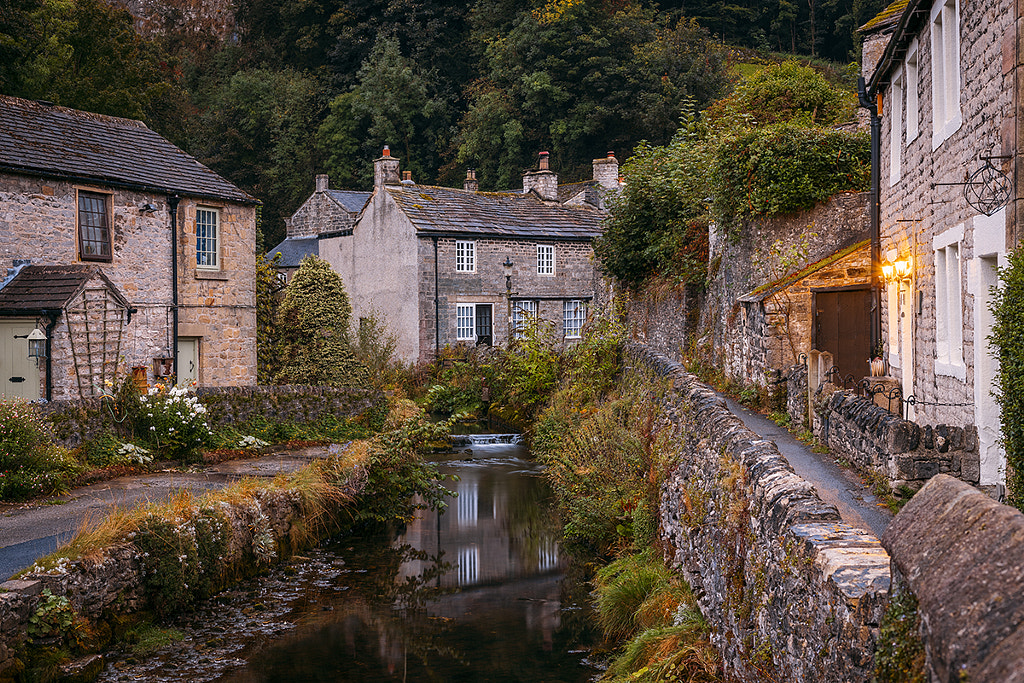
(0, 580, 42, 596)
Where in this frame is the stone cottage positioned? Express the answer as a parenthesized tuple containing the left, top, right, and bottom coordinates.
(861, 0, 1017, 488)
(0, 95, 259, 400)
(312, 149, 614, 362)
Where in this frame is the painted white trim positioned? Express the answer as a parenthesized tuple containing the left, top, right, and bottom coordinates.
(889, 65, 904, 187)
(930, 0, 962, 150)
(973, 208, 1006, 257)
(933, 222, 964, 250)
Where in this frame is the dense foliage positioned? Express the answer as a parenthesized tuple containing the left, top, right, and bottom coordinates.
(274, 255, 367, 386)
(598, 61, 869, 288)
(0, 0, 856, 249)
(991, 250, 1024, 510)
(0, 400, 82, 500)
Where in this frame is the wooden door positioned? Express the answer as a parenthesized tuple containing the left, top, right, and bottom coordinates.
(0, 320, 41, 400)
(177, 337, 199, 386)
(814, 289, 872, 380)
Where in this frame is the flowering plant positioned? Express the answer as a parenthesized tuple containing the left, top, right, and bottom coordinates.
(134, 384, 212, 463)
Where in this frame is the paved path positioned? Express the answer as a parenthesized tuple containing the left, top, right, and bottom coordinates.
(723, 397, 893, 538)
(0, 447, 330, 581)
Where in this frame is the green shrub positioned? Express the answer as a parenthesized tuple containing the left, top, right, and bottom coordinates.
(992, 249, 1024, 509)
(133, 384, 212, 463)
(0, 399, 45, 469)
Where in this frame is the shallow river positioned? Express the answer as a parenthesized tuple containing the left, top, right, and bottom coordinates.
(98, 437, 600, 682)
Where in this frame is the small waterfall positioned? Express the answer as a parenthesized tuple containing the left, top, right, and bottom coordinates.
(450, 433, 523, 446)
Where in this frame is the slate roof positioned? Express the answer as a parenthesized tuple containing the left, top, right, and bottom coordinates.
(325, 190, 371, 213)
(0, 265, 130, 314)
(385, 184, 605, 240)
(265, 237, 319, 268)
(864, 0, 930, 94)
(0, 95, 256, 204)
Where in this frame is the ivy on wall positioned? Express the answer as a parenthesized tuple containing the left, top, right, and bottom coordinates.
(991, 250, 1024, 510)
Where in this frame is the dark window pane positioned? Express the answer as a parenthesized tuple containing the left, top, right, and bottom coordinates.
(78, 192, 111, 260)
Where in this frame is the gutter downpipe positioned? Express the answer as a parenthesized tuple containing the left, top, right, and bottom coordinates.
(433, 236, 440, 357)
(168, 195, 181, 384)
(858, 76, 883, 355)
(43, 310, 58, 401)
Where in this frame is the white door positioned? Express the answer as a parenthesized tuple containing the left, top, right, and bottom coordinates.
(0, 320, 41, 400)
(177, 337, 199, 386)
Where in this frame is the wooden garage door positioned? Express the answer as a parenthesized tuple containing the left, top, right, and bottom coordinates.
(0, 320, 41, 400)
(814, 289, 872, 381)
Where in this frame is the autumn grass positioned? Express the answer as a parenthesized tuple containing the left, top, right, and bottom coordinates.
(22, 441, 371, 575)
(593, 549, 721, 683)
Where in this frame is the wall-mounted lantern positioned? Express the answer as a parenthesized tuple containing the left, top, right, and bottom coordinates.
(882, 256, 912, 283)
(27, 329, 46, 359)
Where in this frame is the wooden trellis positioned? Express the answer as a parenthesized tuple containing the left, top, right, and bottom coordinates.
(65, 286, 127, 398)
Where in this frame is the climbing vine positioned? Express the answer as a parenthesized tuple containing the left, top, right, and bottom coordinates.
(991, 249, 1024, 510)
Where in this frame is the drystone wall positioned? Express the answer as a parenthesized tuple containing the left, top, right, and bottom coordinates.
(623, 283, 700, 363)
(813, 387, 980, 491)
(883, 474, 1024, 681)
(37, 385, 382, 448)
(0, 452, 368, 682)
(626, 344, 891, 682)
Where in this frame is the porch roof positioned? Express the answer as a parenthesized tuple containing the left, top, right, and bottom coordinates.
(738, 239, 871, 303)
(0, 265, 130, 316)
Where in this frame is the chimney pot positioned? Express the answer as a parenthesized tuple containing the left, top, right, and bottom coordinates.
(383, 145, 391, 157)
(464, 169, 479, 192)
(538, 151, 550, 171)
(374, 146, 401, 187)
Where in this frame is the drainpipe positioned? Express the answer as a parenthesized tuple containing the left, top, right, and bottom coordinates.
(858, 76, 882, 355)
(168, 195, 181, 381)
(43, 310, 58, 401)
(433, 236, 440, 357)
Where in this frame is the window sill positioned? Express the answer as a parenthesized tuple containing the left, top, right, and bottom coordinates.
(194, 269, 228, 281)
(935, 359, 967, 381)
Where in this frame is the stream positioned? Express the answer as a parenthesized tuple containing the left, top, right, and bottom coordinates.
(97, 435, 601, 682)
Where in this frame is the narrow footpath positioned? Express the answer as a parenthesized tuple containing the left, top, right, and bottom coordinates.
(0, 446, 332, 581)
(722, 396, 893, 539)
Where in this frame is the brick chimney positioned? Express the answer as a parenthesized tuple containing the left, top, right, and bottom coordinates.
(592, 151, 619, 190)
(522, 151, 558, 201)
(315, 173, 329, 192)
(464, 169, 479, 192)
(374, 145, 401, 188)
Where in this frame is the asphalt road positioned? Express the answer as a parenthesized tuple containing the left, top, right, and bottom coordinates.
(724, 396, 893, 538)
(0, 447, 329, 580)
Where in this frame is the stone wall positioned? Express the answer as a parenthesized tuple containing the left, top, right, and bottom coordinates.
(627, 344, 891, 682)
(624, 282, 700, 363)
(812, 386, 980, 492)
(882, 474, 1024, 681)
(0, 454, 368, 681)
(287, 190, 358, 239)
(37, 385, 382, 448)
(703, 192, 870, 386)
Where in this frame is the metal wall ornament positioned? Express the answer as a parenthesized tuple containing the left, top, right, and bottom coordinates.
(931, 154, 1012, 216)
(965, 157, 1012, 216)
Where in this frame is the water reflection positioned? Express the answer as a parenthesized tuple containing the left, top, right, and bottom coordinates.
(219, 439, 596, 682)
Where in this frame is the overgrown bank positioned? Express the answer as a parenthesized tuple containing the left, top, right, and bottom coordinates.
(0, 399, 454, 683)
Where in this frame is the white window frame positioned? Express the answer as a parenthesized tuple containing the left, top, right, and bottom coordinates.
(930, 0, 961, 150)
(512, 300, 538, 338)
(196, 206, 219, 269)
(889, 65, 903, 187)
(457, 304, 476, 340)
(537, 244, 554, 275)
(563, 300, 586, 339)
(933, 223, 965, 379)
(906, 39, 920, 142)
(456, 240, 476, 272)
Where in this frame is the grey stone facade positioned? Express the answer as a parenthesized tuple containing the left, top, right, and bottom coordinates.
(865, 0, 1015, 487)
(315, 151, 609, 362)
